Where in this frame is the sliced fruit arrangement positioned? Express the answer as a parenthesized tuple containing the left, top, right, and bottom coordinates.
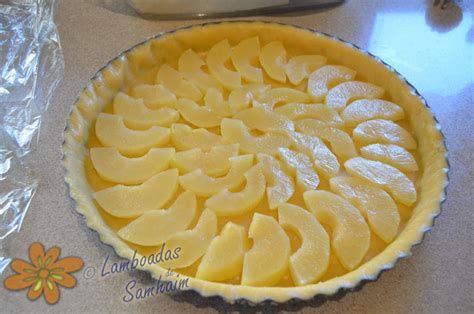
(196, 222, 247, 282)
(231, 36, 263, 83)
(178, 49, 222, 92)
(176, 98, 222, 128)
(93, 169, 179, 218)
(242, 213, 290, 286)
(233, 107, 294, 133)
(228, 83, 270, 111)
(174, 143, 240, 177)
(345, 157, 417, 206)
(290, 131, 340, 178)
(286, 55, 327, 85)
(117, 191, 196, 246)
(170, 123, 224, 151)
(360, 143, 418, 172)
(95, 113, 170, 156)
(207, 39, 241, 90)
(205, 165, 266, 216)
(278, 203, 330, 286)
(159, 209, 218, 269)
(303, 190, 370, 270)
(325, 81, 384, 112)
(90, 147, 175, 185)
(113, 92, 179, 129)
(205, 84, 270, 116)
(353, 119, 417, 149)
(257, 153, 295, 210)
(156, 64, 202, 101)
(179, 154, 254, 197)
(295, 119, 357, 160)
(255, 87, 310, 110)
(130, 84, 177, 109)
(259, 41, 287, 83)
(341, 99, 405, 127)
(221, 118, 291, 156)
(330, 176, 400, 243)
(277, 148, 320, 191)
(307, 65, 356, 102)
(274, 103, 343, 127)
(85, 36, 422, 288)
(204, 88, 235, 117)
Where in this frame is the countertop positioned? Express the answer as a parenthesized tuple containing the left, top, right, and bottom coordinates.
(2, 0, 473, 312)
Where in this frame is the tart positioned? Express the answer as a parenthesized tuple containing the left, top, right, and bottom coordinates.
(63, 21, 448, 303)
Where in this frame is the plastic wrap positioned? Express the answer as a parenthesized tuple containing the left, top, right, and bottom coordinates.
(0, 0, 63, 273)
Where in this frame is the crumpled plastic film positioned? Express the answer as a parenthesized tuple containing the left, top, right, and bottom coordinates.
(0, 0, 63, 273)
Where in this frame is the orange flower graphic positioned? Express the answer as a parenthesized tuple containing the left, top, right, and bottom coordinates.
(4, 242, 84, 305)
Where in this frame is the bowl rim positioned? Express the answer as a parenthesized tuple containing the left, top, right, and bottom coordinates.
(62, 20, 449, 304)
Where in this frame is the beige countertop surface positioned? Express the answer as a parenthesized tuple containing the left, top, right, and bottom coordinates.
(2, 0, 473, 312)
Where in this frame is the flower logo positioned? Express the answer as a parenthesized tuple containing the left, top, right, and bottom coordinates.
(3, 242, 84, 304)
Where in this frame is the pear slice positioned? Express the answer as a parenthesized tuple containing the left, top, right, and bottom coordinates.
(290, 132, 340, 178)
(179, 154, 254, 197)
(341, 99, 405, 127)
(159, 209, 217, 269)
(178, 49, 221, 92)
(196, 222, 246, 282)
(303, 190, 370, 270)
(93, 168, 178, 218)
(330, 176, 400, 243)
(274, 103, 343, 127)
(231, 36, 263, 83)
(259, 41, 287, 83)
(205, 84, 270, 116)
(221, 118, 291, 156)
(345, 157, 417, 205)
(117, 191, 196, 246)
(257, 153, 295, 210)
(241, 213, 290, 286)
(90, 147, 175, 185)
(295, 119, 357, 160)
(95, 113, 170, 156)
(278, 203, 330, 285)
(353, 119, 417, 149)
(207, 39, 241, 90)
(156, 64, 202, 101)
(170, 123, 224, 151)
(286, 55, 327, 85)
(205, 165, 266, 216)
(176, 98, 222, 128)
(228, 83, 270, 111)
(360, 144, 418, 172)
(130, 84, 176, 109)
(256, 88, 310, 110)
(307, 65, 356, 102)
(325, 81, 384, 112)
(204, 88, 235, 117)
(277, 148, 320, 191)
(174, 144, 239, 177)
(113, 92, 179, 129)
(233, 107, 294, 133)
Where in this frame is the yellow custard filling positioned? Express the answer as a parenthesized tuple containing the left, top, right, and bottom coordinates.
(81, 25, 423, 288)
